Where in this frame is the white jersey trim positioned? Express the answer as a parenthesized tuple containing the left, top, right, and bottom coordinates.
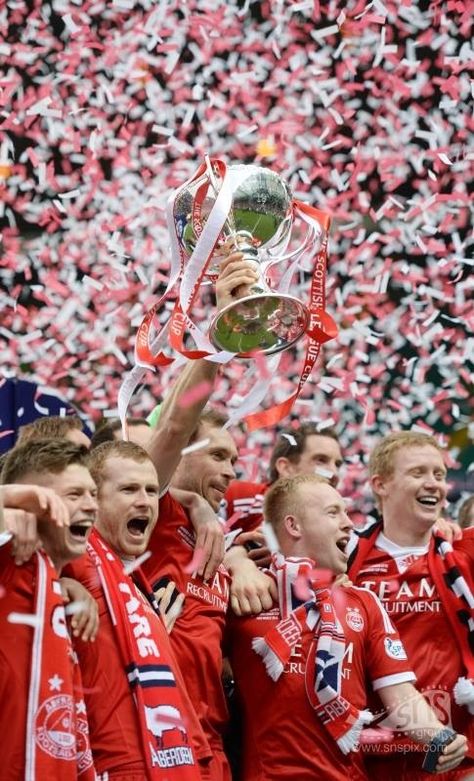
(350, 585, 396, 635)
(372, 671, 416, 691)
(159, 484, 170, 500)
(25, 552, 46, 779)
(376, 532, 429, 559)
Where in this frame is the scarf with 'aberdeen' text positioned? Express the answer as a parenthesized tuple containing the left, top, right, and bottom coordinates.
(87, 529, 202, 780)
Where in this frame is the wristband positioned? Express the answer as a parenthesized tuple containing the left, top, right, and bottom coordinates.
(421, 727, 457, 773)
(243, 540, 263, 553)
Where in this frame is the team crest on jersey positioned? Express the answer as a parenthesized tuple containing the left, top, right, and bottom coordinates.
(36, 694, 76, 761)
(397, 553, 420, 573)
(345, 607, 364, 632)
(384, 637, 408, 661)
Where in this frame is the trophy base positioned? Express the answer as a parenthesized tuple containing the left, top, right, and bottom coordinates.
(209, 293, 309, 357)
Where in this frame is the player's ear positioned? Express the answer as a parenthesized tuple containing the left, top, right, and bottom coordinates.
(283, 514, 301, 539)
(275, 457, 294, 478)
(370, 474, 387, 500)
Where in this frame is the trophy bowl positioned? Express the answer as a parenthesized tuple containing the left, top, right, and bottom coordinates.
(173, 163, 310, 356)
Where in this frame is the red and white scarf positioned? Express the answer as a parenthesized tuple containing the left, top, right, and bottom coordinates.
(87, 529, 199, 780)
(26, 550, 95, 780)
(348, 521, 474, 714)
(252, 554, 372, 754)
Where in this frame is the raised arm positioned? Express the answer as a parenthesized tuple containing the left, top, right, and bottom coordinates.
(147, 358, 220, 490)
(147, 250, 258, 489)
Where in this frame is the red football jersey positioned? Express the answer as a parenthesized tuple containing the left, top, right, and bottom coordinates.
(353, 529, 474, 763)
(143, 491, 231, 754)
(0, 538, 39, 778)
(226, 585, 415, 781)
(0, 538, 93, 780)
(66, 551, 204, 779)
(221, 480, 267, 532)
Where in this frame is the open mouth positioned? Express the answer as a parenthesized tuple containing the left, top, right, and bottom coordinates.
(127, 518, 149, 537)
(417, 496, 438, 508)
(336, 537, 349, 554)
(69, 521, 93, 541)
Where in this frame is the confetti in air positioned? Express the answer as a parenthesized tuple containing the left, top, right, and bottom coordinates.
(314, 466, 335, 480)
(64, 599, 88, 616)
(178, 381, 213, 409)
(0, 0, 472, 510)
(293, 574, 312, 602)
(123, 550, 152, 575)
(184, 546, 206, 575)
(262, 522, 280, 554)
(181, 438, 211, 456)
(358, 726, 395, 745)
(8, 612, 42, 628)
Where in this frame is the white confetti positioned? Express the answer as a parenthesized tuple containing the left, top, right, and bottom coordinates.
(281, 433, 297, 446)
(314, 466, 334, 480)
(262, 522, 280, 554)
(181, 438, 210, 456)
(8, 612, 42, 628)
(123, 550, 152, 575)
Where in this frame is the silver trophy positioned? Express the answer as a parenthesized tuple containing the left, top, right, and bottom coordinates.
(173, 162, 311, 356)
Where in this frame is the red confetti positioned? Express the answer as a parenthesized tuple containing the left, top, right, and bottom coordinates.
(178, 381, 213, 409)
(358, 726, 394, 745)
(184, 547, 205, 575)
(293, 574, 312, 602)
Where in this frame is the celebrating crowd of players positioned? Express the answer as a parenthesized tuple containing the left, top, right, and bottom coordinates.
(1, 250, 473, 781)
